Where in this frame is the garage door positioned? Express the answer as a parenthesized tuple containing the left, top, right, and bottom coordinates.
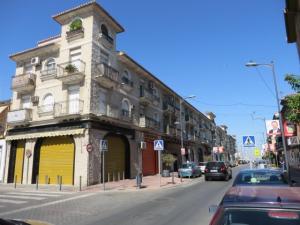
(38, 136, 74, 185)
(105, 136, 125, 181)
(14, 141, 25, 183)
(142, 141, 158, 176)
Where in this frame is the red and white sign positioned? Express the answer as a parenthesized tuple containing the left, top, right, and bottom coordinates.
(86, 144, 93, 152)
(181, 148, 186, 155)
(284, 120, 296, 137)
(218, 146, 224, 153)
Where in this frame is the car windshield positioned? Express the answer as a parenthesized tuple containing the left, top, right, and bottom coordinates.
(233, 170, 287, 186)
(199, 162, 206, 166)
(216, 208, 300, 225)
(181, 164, 193, 169)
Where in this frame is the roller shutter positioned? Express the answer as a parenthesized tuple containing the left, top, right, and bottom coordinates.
(14, 141, 25, 183)
(142, 141, 158, 176)
(105, 136, 125, 181)
(38, 136, 74, 185)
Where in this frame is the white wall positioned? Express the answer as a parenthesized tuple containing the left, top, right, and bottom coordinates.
(0, 139, 6, 183)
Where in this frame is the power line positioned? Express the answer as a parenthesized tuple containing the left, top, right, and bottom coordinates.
(255, 67, 276, 98)
(191, 99, 276, 108)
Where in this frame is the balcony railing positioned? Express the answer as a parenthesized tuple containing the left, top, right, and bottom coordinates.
(121, 76, 134, 91)
(38, 104, 54, 116)
(54, 99, 84, 117)
(99, 33, 114, 49)
(163, 103, 175, 114)
(57, 60, 85, 84)
(66, 27, 84, 41)
(94, 63, 119, 88)
(139, 116, 160, 129)
(7, 108, 32, 125)
(40, 68, 57, 81)
(11, 73, 36, 93)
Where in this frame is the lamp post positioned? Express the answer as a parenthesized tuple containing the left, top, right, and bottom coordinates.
(246, 61, 289, 175)
(179, 95, 196, 165)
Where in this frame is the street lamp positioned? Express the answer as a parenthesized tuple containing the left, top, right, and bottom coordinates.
(245, 61, 289, 175)
(179, 95, 196, 164)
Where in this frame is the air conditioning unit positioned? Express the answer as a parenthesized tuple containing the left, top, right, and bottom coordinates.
(140, 141, 147, 150)
(31, 96, 39, 104)
(31, 57, 40, 65)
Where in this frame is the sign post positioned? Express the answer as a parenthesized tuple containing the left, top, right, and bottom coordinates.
(154, 140, 164, 187)
(100, 139, 108, 191)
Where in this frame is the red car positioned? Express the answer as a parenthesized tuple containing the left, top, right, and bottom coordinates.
(210, 186, 300, 225)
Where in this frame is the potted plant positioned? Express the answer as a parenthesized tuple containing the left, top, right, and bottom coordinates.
(69, 19, 83, 32)
(162, 153, 176, 177)
(64, 64, 78, 74)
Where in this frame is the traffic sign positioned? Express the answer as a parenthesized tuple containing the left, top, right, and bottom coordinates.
(154, 140, 164, 151)
(86, 144, 93, 152)
(254, 148, 260, 157)
(243, 136, 255, 147)
(100, 139, 108, 151)
(181, 148, 185, 155)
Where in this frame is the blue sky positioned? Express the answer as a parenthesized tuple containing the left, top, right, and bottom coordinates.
(0, 0, 299, 150)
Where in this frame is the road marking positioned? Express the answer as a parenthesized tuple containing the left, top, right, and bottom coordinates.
(22, 191, 73, 194)
(0, 194, 45, 200)
(0, 199, 26, 204)
(0, 193, 96, 216)
(6, 192, 61, 197)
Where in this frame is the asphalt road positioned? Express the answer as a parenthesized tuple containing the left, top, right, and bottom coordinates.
(1, 166, 246, 225)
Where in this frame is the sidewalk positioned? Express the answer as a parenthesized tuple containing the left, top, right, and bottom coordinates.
(0, 173, 202, 193)
(84, 173, 202, 192)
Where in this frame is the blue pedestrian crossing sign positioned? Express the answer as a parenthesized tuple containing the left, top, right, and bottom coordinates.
(100, 139, 108, 151)
(243, 136, 255, 147)
(154, 140, 164, 151)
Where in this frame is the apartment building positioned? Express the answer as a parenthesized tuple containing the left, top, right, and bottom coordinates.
(4, 1, 232, 187)
(0, 100, 10, 182)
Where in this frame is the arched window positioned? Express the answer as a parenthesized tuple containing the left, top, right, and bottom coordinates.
(121, 70, 131, 84)
(69, 18, 82, 31)
(101, 24, 109, 37)
(122, 99, 130, 117)
(45, 58, 56, 71)
(43, 94, 54, 113)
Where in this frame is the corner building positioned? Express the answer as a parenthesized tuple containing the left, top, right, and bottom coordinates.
(4, 2, 229, 187)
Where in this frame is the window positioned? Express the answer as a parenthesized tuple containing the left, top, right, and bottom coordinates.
(100, 50, 109, 64)
(154, 112, 159, 122)
(69, 47, 81, 69)
(122, 70, 131, 84)
(101, 24, 109, 37)
(24, 63, 33, 73)
(45, 58, 56, 71)
(122, 100, 130, 117)
(42, 94, 54, 112)
(21, 95, 31, 109)
(69, 18, 82, 31)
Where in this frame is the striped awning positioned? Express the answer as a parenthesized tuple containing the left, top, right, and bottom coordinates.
(6, 128, 85, 140)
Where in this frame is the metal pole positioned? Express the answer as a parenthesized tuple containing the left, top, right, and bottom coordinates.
(14, 175, 17, 189)
(102, 151, 105, 191)
(26, 157, 29, 184)
(180, 99, 185, 165)
(59, 176, 62, 191)
(79, 176, 82, 191)
(158, 150, 161, 187)
(36, 175, 39, 190)
(271, 63, 289, 175)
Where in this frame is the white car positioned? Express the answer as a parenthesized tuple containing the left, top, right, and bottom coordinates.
(198, 162, 207, 174)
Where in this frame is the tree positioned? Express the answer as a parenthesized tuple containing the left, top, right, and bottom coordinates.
(283, 74, 300, 123)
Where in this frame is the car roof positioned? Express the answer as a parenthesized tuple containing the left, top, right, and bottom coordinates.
(239, 168, 282, 173)
(222, 186, 300, 209)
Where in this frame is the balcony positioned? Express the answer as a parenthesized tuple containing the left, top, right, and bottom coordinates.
(99, 33, 114, 49)
(7, 109, 32, 125)
(139, 116, 160, 130)
(54, 99, 84, 118)
(120, 76, 134, 92)
(185, 116, 196, 125)
(11, 73, 36, 94)
(37, 104, 54, 116)
(139, 89, 156, 106)
(66, 27, 84, 42)
(57, 60, 85, 85)
(40, 68, 57, 81)
(94, 63, 119, 89)
(163, 103, 175, 114)
(120, 109, 133, 122)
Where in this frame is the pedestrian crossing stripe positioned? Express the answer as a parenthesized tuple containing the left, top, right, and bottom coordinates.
(154, 140, 164, 151)
(243, 136, 255, 147)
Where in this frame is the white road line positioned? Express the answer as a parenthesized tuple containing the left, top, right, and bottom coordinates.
(0, 194, 45, 200)
(22, 191, 73, 194)
(0, 199, 26, 204)
(0, 193, 96, 216)
(6, 192, 61, 197)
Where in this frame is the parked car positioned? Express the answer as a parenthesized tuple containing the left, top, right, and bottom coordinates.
(178, 162, 202, 178)
(210, 186, 300, 225)
(205, 161, 232, 181)
(228, 161, 237, 167)
(232, 168, 288, 187)
(198, 162, 207, 174)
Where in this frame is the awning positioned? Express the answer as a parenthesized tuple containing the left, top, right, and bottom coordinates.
(0, 106, 8, 114)
(6, 128, 85, 141)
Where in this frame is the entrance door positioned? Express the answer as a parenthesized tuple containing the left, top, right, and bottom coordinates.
(14, 141, 25, 183)
(142, 141, 158, 176)
(38, 137, 74, 185)
(68, 86, 80, 114)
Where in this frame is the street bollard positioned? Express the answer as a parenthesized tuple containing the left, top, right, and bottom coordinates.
(14, 175, 17, 189)
(172, 172, 175, 184)
(79, 176, 82, 191)
(118, 172, 120, 182)
(45, 175, 48, 184)
(108, 173, 110, 183)
(59, 176, 62, 191)
(180, 172, 183, 183)
(36, 175, 39, 190)
(57, 175, 59, 185)
(113, 172, 115, 182)
(123, 171, 125, 181)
